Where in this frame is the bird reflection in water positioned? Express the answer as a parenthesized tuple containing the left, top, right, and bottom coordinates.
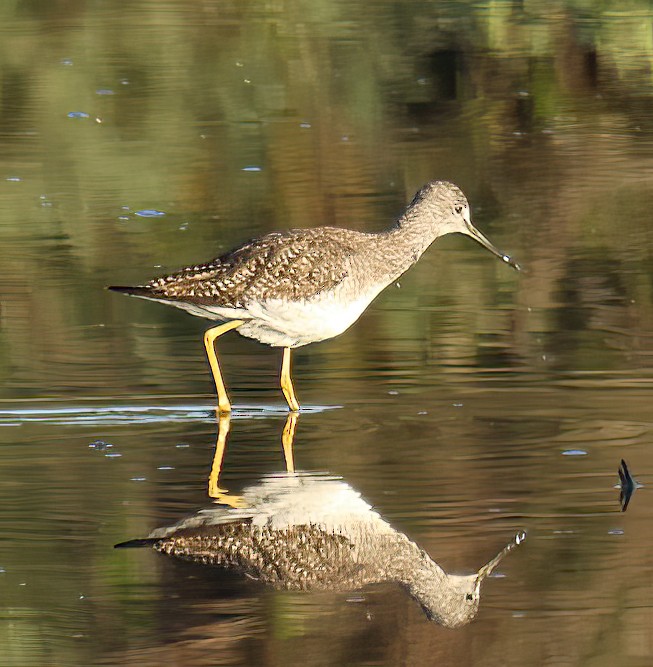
(116, 413, 525, 628)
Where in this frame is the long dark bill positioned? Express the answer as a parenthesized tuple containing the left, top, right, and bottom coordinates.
(475, 530, 527, 589)
(466, 223, 521, 271)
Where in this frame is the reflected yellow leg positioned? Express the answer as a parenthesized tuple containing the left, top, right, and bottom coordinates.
(207, 413, 231, 498)
(280, 347, 300, 412)
(282, 412, 298, 473)
(204, 320, 244, 413)
(207, 413, 246, 508)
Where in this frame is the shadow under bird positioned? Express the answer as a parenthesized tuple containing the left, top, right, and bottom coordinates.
(115, 472, 525, 627)
(109, 181, 519, 411)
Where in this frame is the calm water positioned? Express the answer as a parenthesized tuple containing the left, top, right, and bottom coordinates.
(1, 2, 653, 665)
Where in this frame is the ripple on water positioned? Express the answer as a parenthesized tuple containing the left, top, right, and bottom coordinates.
(0, 402, 341, 426)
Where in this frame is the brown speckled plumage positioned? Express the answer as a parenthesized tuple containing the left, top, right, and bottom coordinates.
(109, 181, 518, 349)
(139, 228, 360, 308)
(109, 182, 518, 407)
(154, 522, 367, 590)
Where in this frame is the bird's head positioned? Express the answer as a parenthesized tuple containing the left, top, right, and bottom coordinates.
(406, 181, 520, 271)
(419, 530, 526, 628)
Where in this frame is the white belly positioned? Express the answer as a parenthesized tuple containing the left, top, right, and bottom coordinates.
(237, 289, 379, 347)
(135, 284, 384, 348)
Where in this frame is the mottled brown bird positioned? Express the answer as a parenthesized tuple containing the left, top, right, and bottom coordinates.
(110, 181, 519, 412)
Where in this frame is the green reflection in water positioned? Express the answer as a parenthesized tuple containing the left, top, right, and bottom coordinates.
(1, 1, 653, 666)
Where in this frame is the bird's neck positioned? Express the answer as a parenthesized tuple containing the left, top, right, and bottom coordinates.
(380, 536, 449, 601)
(402, 552, 468, 627)
(370, 207, 442, 281)
(359, 529, 471, 625)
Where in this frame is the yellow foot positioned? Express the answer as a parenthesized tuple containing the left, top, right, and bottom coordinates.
(210, 492, 248, 509)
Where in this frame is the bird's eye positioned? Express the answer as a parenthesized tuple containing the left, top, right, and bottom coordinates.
(465, 593, 474, 601)
(455, 205, 463, 215)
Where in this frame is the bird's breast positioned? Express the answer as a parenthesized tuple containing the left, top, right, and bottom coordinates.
(238, 282, 384, 348)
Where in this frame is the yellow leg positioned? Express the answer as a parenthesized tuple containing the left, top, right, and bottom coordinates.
(207, 413, 231, 498)
(204, 320, 244, 413)
(280, 347, 300, 412)
(207, 413, 246, 508)
(281, 412, 298, 473)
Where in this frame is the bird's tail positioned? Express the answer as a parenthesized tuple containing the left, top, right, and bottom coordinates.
(107, 285, 152, 297)
(114, 538, 159, 549)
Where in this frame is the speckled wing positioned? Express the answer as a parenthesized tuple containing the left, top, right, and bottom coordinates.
(120, 228, 358, 309)
(153, 522, 368, 590)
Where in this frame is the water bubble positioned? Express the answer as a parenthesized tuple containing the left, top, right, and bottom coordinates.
(561, 449, 587, 456)
(96, 89, 115, 95)
(130, 476, 147, 482)
(157, 465, 175, 471)
(105, 452, 122, 458)
(5, 176, 21, 182)
(176, 443, 190, 449)
(608, 528, 624, 536)
(61, 58, 73, 66)
(300, 122, 311, 129)
(89, 440, 113, 450)
(241, 166, 261, 172)
(134, 209, 165, 217)
(67, 111, 89, 119)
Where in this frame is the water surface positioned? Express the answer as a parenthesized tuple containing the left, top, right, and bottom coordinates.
(1, 2, 652, 665)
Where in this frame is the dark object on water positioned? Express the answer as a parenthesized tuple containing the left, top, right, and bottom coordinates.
(618, 459, 640, 512)
(109, 181, 519, 413)
(116, 472, 525, 627)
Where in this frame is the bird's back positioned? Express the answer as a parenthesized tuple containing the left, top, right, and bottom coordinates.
(129, 227, 374, 308)
(153, 520, 377, 590)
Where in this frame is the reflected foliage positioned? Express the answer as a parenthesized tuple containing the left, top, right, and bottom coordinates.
(1, 0, 653, 401)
